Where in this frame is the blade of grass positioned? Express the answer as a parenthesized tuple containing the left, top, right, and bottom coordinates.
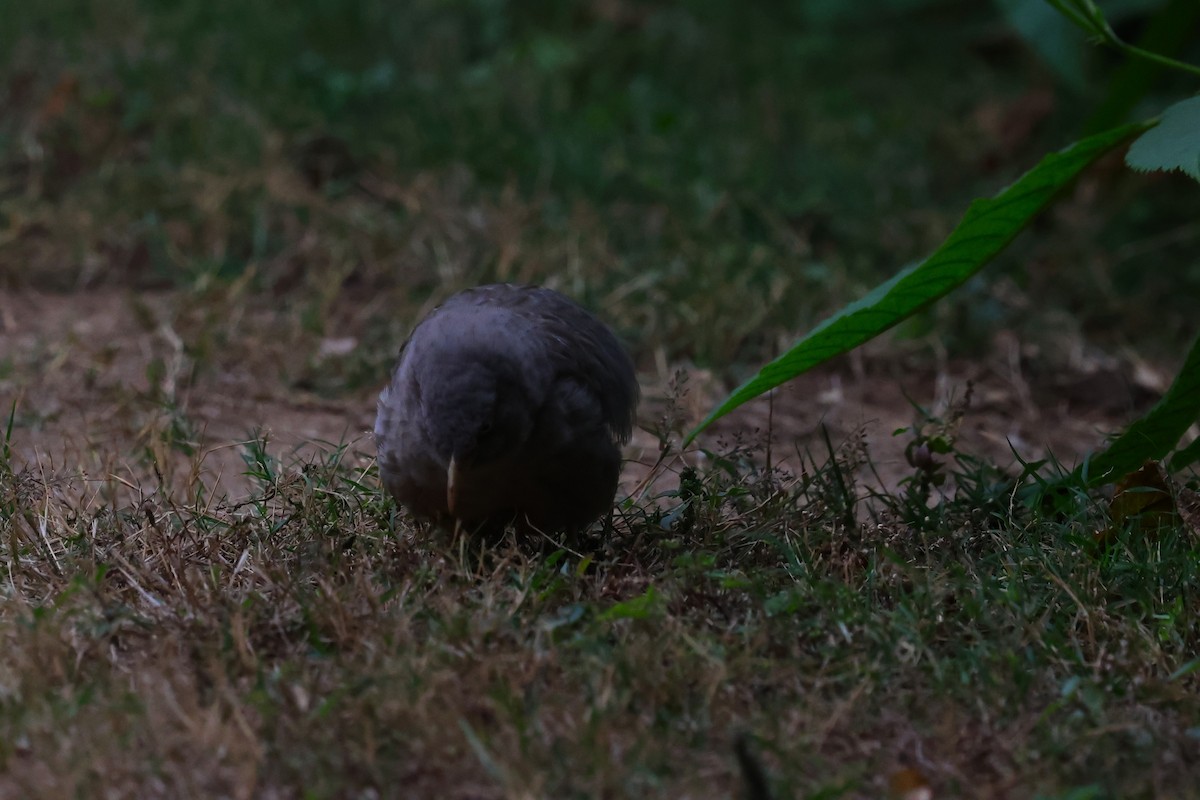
(2, 399, 14, 465)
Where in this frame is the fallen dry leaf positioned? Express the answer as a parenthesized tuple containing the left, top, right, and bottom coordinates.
(35, 73, 80, 127)
(889, 766, 933, 800)
(1097, 460, 1180, 544)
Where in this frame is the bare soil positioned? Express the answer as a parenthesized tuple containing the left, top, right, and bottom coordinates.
(3, 287, 1169, 502)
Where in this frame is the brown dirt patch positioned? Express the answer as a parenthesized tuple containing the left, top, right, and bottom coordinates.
(3, 288, 1169, 506)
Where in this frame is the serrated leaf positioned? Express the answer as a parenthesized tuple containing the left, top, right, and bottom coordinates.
(1125, 95, 1200, 182)
(687, 121, 1149, 441)
(1084, 333, 1200, 484)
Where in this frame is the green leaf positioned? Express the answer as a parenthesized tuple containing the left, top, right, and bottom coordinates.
(1083, 333, 1200, 484)
(686, 121, 1150, 442)
(1168, 433, 1200, 472)
(598, 585, 659, 621)
(1125, 95, 1200, 181)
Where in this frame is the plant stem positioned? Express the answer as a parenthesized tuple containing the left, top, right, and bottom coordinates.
(1047, 0, 1200, 79)
(1118, 43, 1200, 79)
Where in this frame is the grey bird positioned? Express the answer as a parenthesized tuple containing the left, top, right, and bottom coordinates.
(374, 284, 638, 534)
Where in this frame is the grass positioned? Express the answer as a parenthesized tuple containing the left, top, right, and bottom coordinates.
(2, 436, 1198, 797)
(3, 0, 1200, 796)
(5, 0, 1200, 366)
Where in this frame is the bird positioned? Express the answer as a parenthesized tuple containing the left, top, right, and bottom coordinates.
(374, 283, 638, 534)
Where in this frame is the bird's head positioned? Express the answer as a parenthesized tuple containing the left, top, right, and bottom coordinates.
(420, 354, 535, 471)
(418, 354, 535, 521)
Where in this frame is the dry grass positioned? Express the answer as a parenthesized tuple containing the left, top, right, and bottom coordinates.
(2, 420, 1199, 798)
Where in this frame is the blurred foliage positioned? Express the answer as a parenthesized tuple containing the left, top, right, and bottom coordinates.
(2, 0, 1199, 367)
(2, 0, 1012, 213)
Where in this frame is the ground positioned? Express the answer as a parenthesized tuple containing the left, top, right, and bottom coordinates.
(3, 283, 1195, 799)
(3, 2, 1200, 798)
(3, 286, 1168, 499)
